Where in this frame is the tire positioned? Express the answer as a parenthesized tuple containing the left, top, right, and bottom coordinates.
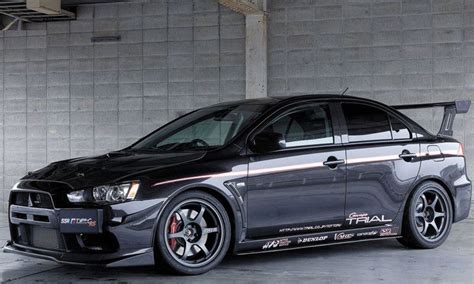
(154, 190, 231, 275)
(398, 181, 453, 249)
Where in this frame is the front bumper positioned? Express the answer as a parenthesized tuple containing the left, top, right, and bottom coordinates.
(3, 242, 154, 267)
(4, 198, 165, 267)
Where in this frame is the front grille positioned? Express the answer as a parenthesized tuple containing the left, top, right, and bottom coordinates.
(11, 191, 54, 209)
(30, 227, 61, 250)
(12, 224, 64, 251)
(9, 182, 118, 254)
(11, 224, 118, 253)
(14, 181, 75, 208)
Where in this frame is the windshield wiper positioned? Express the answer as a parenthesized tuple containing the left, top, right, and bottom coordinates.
(151, 142, 181, 151)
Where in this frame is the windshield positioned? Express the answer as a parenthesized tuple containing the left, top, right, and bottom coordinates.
(130, 104, 267, 152)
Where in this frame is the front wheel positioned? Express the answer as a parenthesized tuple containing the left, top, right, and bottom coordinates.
(154, 191, 231, 275)
(398, 182, 453, 249)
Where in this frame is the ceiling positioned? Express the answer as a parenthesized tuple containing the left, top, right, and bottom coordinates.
(61, 0, 144, 6)
(0, 1, 75, 23)
(0, 0, 144, 26)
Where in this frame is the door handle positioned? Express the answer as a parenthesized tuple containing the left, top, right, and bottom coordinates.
(399, 150, 417, 160)
(323, 157, 345, 169)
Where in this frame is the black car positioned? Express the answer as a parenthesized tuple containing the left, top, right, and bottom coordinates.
(3, 95, 472, 275)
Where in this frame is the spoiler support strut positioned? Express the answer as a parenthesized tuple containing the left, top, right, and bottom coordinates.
(392, 100, 471, 136)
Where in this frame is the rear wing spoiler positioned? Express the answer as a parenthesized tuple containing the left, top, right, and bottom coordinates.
(391, 100, 471, 136)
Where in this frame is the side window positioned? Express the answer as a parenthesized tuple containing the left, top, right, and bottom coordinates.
(260, 104, 334, 148)
(342, 103, 392, 142)
(390, 115, 411, 140)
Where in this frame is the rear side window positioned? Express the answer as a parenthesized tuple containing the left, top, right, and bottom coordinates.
(390, 115, 411, 140)
(342, 103, 392, 142)
(260, 103, 334, 148)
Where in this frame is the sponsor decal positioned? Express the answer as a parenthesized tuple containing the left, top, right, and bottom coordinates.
(279, 223, 342, 233)
(262, 238, 291, 250)
(297, 235, 329, 244)
(61, 218, 97, 228)
(346, 212, 392, 225)
(379, 227, 399, 237)
(356, 231, 378, 237)
(334, 232, 354, 241)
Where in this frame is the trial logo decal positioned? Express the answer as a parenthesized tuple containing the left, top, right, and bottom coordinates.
(346, 212, 392, 225)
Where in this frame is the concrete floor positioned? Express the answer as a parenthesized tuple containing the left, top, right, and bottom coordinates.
(0, 212, 473, 284)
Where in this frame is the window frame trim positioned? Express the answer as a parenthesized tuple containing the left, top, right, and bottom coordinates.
(336, 101, 414, 146)
(388, 114, 413, 141)
(245, 100, 342, 154)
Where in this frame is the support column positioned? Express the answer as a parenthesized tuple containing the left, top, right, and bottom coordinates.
(245, 14, 267, 99)
(218, 0, 267, 98)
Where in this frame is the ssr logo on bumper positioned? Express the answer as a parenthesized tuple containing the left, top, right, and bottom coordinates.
(61, 218, 97, 228)
(346, 212, 392, 225)
(262, 238, 291, 250)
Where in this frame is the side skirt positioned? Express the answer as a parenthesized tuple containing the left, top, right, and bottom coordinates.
(234, 224, 401, 255)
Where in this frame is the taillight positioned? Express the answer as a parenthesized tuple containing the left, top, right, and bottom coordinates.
(458, 143, 465, 156)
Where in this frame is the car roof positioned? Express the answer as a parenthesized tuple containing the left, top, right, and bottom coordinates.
(275, 94, 363, 103)
(211, 94, 385, 108)
(201, 94, 430, 139)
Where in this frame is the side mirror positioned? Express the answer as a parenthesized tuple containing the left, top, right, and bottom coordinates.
(250, 132, 286, 153)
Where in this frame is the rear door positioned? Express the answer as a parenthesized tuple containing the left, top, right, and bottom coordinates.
(246, 102, 347, 238)
(339, 102, 421, 229)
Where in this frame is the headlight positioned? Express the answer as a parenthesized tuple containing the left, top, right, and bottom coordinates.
(67, 181, 140, 203)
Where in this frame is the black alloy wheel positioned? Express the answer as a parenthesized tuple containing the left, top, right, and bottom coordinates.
(414, 190, 448, 241)
(154, 191, 231, 275)
(398, 181, 453, 249)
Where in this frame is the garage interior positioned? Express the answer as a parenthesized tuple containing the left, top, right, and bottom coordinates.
(0, 0, 473, 282)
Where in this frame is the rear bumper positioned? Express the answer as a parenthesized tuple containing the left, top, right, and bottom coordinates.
(453, 182, 472, 222)
(5, 198, 166, 267)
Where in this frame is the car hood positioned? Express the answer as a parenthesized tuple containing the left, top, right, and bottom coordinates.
(22, 150, 206, 189)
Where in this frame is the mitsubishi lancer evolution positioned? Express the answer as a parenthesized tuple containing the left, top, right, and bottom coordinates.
(3, 95, 471, 275)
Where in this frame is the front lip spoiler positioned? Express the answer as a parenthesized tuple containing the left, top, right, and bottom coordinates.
(2, 242, 155, 268)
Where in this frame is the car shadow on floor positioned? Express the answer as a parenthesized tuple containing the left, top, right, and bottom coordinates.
(1, 239, 405, 281)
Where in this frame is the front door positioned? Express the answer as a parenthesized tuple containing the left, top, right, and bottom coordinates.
(340, 102, 421, 229)
(246, 102, 347, 238)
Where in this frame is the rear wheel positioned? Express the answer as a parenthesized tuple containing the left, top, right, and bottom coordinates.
(398, 182, 452, 249)
(154, 191, 231, 275)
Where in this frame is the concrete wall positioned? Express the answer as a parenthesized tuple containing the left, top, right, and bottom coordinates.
(0, 0, 246, 211)
(267, 0, 474, 176)
(0, 0, 473, 211)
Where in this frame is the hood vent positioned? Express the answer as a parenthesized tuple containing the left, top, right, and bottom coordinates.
(0, 0, 75, 23)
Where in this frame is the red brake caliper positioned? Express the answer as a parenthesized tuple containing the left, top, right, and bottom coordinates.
(169, 214, 178, 250)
